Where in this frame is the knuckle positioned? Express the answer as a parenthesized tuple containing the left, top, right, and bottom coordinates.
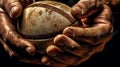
(0, 8, 5, 13)
(9, 50, 15, 57)
(8, 50, 18, 59)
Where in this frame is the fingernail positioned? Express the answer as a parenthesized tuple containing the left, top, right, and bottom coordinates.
(54, 35, 66, 47)
(63, 27, 73, 36)
(0, 8, 4, 13)
(26, 47, 36, 56)
(9, 6, 17, 18)
(41, 56, 50, 65)
(9, 6, 22, 19)
(46, 45, 60, 57)
(47, 49, 58, 57)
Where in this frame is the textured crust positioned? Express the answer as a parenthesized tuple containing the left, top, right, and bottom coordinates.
(17, 1, 76, 39)
(17, 1, 76, 54)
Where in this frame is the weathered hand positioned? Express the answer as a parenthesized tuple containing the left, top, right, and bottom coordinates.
(0, 0, 69, 66)
(46, 0, 113, 66)
(0, 0, 114, 67)
(0, 0, 45, 65)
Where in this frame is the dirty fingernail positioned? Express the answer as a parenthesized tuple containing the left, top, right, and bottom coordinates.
(63, 27, 73, 36)
(41, 56, 50, 64)
(46, 45, 61, 57)
(9, 6, 22, 19)
(26, 47, 36, 56)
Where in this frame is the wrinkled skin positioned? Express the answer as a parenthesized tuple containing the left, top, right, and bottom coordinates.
(0, 0, 113, 67)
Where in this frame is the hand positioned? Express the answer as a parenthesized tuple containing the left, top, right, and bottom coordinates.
(46, 0, 113, 66)
(0, 0, 46, 65)
(0, 0, 69, 66)
(0, 0, 72, 66)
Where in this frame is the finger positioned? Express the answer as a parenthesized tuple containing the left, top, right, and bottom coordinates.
(46, 45, 80, 66)
(10, 37, 36, 56)
(54, 34, 91, 57)
(63, 26, 112, 45)
(53, 35, 112, 65)
(95, 42, 106, 53)
(94, 33, 112, 53)
(64, 5, 113, 45)
(19, 57, 42, 65)
(0, 38, 21, 60)
(41, 56, 50, 65)
(71, 0, 102, 18)
(0, 8, 36, 56)
(41, 56, 67, 67)
(3, 0, 22, 19)
(0, 38, 43, 65)
(0, 37, 43, 65)
(76, 42, 107, 65)
(76, 45, 97, 65)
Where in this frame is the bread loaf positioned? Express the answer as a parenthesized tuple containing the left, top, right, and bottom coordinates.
(17, 1, 76, 54)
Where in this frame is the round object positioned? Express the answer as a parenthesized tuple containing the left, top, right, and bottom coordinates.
(17, 1, 76, 54)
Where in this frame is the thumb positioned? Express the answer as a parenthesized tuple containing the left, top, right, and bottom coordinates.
(71, 0, 102, 19)
(3, 0, 22, 19)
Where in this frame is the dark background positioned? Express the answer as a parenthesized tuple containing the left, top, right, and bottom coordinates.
(78, 4, 120, 67)
(0, 0, 120, 67)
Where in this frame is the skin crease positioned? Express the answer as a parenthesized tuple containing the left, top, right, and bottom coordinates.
(46, 0, 113, 66)
(3, 0, 22, 19)
(0, 0, 114, 67)
(0, 8, 36, 56)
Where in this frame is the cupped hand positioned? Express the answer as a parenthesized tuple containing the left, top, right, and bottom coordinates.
(46, 0, 113, 67)
(0, 0, 44, 65)
(0, 0, 69, 66)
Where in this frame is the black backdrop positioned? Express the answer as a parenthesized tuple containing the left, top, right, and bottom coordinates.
(78, 4, 120, 67)
(0, 0, 120, 67)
